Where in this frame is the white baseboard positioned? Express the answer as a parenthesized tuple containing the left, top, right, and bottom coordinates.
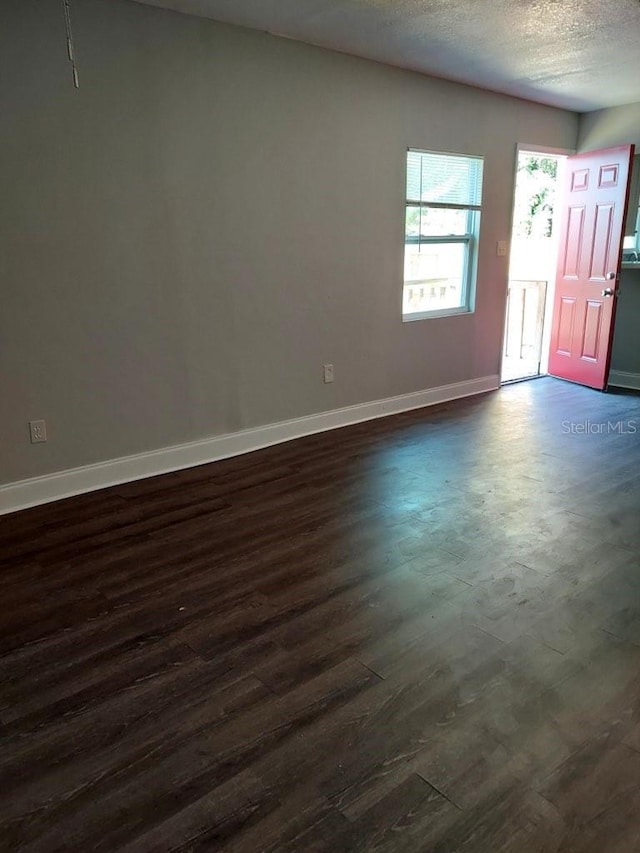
(608, 370, 640, 391)
(0, 375, 499, 515)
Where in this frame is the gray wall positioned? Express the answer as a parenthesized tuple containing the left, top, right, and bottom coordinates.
(577, 103, 640, 379)
(578, 102, 640, 150)
(611, 270, 640, 376)
(0, 0, 579, 486)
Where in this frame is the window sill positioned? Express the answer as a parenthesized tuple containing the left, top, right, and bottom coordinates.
(402, 306, 474, 321)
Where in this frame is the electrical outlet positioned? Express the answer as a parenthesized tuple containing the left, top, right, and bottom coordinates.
(29, 419, 47, 444)
(323, 363, 334, 384)
(496, 240, 508, 257)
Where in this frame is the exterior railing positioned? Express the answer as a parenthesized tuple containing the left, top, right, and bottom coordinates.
(502, 279, 548, 382)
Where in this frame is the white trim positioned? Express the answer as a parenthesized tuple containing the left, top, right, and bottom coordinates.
(403, 306, 473, 322)
(0, 376, 499, 515)
(608, 370, 640, 391)
(516, 143, 575, 157)
(500, 144, 572, 382)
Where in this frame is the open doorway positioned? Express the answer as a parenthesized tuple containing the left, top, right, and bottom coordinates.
(501, 148, 567, 383)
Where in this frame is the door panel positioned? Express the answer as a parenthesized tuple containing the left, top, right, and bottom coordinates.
(548, 145, 634, 389)
(563, 207, 584, 277)
(582, 301, 602, 360)
(599, 163, 619, 188)
(557, 297, 576, 355)
(589, 204, 613, 279)
(571, 169, 589, 191)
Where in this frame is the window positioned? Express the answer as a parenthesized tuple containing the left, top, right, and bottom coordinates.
(403, 149, 484, 320)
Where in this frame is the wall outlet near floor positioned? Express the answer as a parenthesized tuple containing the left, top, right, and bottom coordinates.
(323, 363, 334, 384)
(496, 240, 508, 257)
(29, 419, 47, 444)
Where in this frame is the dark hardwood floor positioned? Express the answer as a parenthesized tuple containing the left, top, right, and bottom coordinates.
(1, 377, 640, 851)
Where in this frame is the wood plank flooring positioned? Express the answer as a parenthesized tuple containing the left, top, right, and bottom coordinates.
(1, 377, 640, 851)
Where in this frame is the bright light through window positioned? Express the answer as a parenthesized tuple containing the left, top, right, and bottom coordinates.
(403, 150, 484, 320)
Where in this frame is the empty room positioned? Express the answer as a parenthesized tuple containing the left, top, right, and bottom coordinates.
(2, 0, 640, 850)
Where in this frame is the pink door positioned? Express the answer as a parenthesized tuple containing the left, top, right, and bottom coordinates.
(548, 145, 634, 389)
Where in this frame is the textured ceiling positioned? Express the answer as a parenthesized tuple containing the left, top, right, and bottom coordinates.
(131, 0, 640, 112)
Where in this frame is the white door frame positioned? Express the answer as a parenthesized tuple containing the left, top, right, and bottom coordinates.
(501, 143, 575, 381)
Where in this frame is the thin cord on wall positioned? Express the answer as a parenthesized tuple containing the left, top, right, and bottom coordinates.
(62, 0, 79, 88)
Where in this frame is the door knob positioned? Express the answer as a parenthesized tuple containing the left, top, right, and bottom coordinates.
(602, 287, 615, 297)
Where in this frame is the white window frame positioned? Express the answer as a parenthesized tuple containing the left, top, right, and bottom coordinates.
(403, 149, 483, 321)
